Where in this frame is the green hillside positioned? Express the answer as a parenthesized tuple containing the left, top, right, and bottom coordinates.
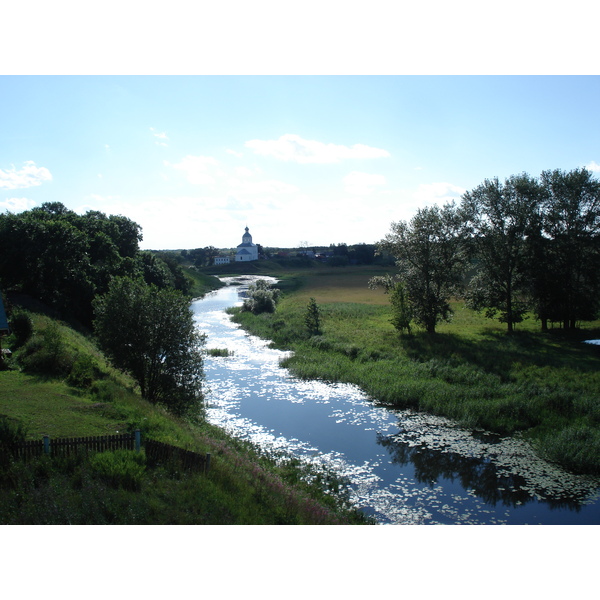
(0, 309, 370, 525)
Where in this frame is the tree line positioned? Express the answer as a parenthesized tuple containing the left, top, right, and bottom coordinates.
(0, 202, 192, 326)
(0, 202, 204, 418)
(371, 168, 600, 334)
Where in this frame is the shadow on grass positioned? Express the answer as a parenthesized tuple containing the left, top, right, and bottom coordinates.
(400, 327, 600, 381)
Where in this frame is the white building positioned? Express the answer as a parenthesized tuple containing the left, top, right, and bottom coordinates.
(235, 226, 259, 262)
(213, 256, 231, 265)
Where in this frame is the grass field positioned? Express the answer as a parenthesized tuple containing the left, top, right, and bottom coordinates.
(229, 263, 600, 476)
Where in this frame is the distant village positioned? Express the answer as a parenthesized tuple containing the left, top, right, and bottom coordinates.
(207, 226, 382, 267)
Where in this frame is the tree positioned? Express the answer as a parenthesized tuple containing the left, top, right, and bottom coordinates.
(0, 203, 144, 327)
(388, 281, 412, 334)
(536, 168, 600, 329)
(461, 173, 543, 333)
(375, 203, 467, 334)
(304, 297, 322, 336)
(242, 279, 281, 314)
(368, 275, 413, 334)
(93, 277, 206, 418)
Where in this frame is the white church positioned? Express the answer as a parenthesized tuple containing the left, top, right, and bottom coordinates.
(235, 226, 259, 262)
(213, 226, 259, 265)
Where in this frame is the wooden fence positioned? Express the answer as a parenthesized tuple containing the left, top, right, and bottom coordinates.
(6, 430, 211, 473)
(145, 439, 211, 473)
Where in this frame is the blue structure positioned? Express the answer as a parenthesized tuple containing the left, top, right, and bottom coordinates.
(0, 292, 9, 334)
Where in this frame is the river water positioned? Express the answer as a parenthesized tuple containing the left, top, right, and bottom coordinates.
(192, 276, 600, 525)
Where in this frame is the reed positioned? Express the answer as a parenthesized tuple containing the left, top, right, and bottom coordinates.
(229, 269, 600, 475)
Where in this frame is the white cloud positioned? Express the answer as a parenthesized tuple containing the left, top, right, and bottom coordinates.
(226, 149, 244, 158)
(166, 155, 219, 185)
(585, 160, 600, 172)
(245, 134, 390, 164)
(234, 166, 255, 177)
(0, 197, 37, 213)
(0, 161, 52, 190)
(343, 171, 386, 195)
(150, 127, 169, 147)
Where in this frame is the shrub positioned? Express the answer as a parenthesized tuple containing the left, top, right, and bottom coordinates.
(0, 416, 27, 448)
(304, 297, 322, 336)
(18, 324, 73, 376)
(206, 348, 233, 357)
(242, 280, 281, 314)
(67, 354, 98, 388)
(0, 416, 27, 470)
(89, 450, 146, 491)
(8, 310, 33, 348)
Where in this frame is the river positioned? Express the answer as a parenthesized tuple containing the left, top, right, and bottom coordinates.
(192, 276, 600, 525)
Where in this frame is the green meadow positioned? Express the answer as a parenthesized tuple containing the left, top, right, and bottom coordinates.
(229, 265, 600, 476)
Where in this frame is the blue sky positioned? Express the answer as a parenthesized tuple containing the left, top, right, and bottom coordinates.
(2, 75, 599, 250)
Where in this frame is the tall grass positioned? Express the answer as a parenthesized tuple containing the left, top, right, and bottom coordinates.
(229, 281, 600, 475)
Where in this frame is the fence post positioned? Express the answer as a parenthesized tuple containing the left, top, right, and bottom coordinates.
(43, 435, 50, 455)
(205, 453, 211, 472)
(135, 429, 141, 452)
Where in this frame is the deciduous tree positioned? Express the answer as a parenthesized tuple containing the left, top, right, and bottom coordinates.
(537, 168, 600, 329)
(461, 173, 543, 333)
(375, 203, 467, 334)
(93, 277, 206, 418)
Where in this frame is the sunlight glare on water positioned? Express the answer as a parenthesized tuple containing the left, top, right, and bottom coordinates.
(194, 277, 600, 525)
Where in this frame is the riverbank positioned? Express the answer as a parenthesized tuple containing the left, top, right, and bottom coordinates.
(227, 267, 600, 476)
(0, 309, 371, 524)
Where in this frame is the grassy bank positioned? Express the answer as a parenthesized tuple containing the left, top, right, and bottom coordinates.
(228, 266, 600, 476)
(182, 267, 225, 298)
(0, 309, 371, 525)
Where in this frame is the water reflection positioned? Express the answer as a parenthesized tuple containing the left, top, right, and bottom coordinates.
(195, 277, 600, 524)
(377, 433, 584, 510)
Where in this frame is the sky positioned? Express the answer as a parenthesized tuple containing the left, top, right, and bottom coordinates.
(1, 75, 600, 251)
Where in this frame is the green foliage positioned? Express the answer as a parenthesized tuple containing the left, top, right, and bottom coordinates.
(0, 416, 27, 470)
(462, 173, 543, 333)
(389, 281, 412, 334)
(0, 203, 143, 326)
(230, 277, 600, 476)
(242, 279, 281, 314)
(89, 450, 146, 491)
(0, 415, 27, 447)
(535, 168, 600, 329)
(67, 354, 99, 388)
(206, 348, 234, 357)
(93, 276, 206, 418)
(18, 322, 74, 376)
(537, 425, 600, 475)
(8, 310, 33, 348)
(304, 297, 322, 336)
(0, 308, 369, 524)
(377, 203, 467, 334)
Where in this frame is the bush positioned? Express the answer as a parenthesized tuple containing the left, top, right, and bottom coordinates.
(0, 416, 27, 448)
(8, 310, 33, 348)
(0, 416, 27, 470)
(67, 354, 98, 388)
(90, 450, 146, 491)
(18, 324, 73, 376)
(242, 280, 281, 314)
